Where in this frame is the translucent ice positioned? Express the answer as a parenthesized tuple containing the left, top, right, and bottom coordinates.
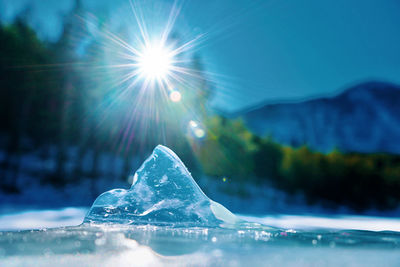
(84, 145, 240, 227)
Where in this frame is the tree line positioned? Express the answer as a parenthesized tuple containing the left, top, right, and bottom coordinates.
(195, 116, 400, 211)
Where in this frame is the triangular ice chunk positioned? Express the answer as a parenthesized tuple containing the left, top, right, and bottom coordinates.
(84, 145, 239, 227)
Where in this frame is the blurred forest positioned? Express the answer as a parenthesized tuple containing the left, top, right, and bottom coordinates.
(1, 15, 400, 211)
(195, 118, 400, 211)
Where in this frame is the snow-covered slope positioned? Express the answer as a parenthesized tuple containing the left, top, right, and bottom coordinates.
(238, 81, 400, 153)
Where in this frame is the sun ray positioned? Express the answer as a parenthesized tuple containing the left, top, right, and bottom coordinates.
(74, 0, 219, 153)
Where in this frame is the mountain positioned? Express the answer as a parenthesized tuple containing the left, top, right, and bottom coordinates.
(236, 81, 400, 154)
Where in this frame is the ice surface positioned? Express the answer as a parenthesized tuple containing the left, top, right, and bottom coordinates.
(84, 145, 240, 227)
(3, 144, 400, 265)
(1, 225, 400, 267)
(4, 146, 400, 266)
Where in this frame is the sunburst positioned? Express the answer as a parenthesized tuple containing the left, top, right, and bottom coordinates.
(82, 0, 208, 152)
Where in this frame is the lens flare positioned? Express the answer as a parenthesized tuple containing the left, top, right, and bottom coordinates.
(80, 0, 213, 151)
(188, 120, 206, 139)
(189, 120, 198, 128)
(194, 128, 205, 138)
(169, 90, 182, 102)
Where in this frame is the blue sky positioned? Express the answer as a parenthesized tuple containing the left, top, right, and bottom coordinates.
(1, 0, 400, 111)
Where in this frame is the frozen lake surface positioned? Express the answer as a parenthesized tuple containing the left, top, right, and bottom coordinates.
(1, 207, 400, 266)
(1, 146, 399, 266)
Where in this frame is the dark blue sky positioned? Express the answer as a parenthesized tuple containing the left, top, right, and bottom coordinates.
(1, 0, 400, 111)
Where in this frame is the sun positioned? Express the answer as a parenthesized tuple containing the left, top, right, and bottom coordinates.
(82, 0, 210, 150)
(137, 43, 173, 80)
(89, 0, 206, 94)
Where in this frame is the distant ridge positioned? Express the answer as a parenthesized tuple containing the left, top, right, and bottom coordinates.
(235, 81, 400, 154)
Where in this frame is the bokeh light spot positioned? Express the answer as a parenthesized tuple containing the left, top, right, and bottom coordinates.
(169, 90, 182, 102)
(189, 120, 198, 128)
(194, 128, 205, 138)
(188, 120, 206, 139)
